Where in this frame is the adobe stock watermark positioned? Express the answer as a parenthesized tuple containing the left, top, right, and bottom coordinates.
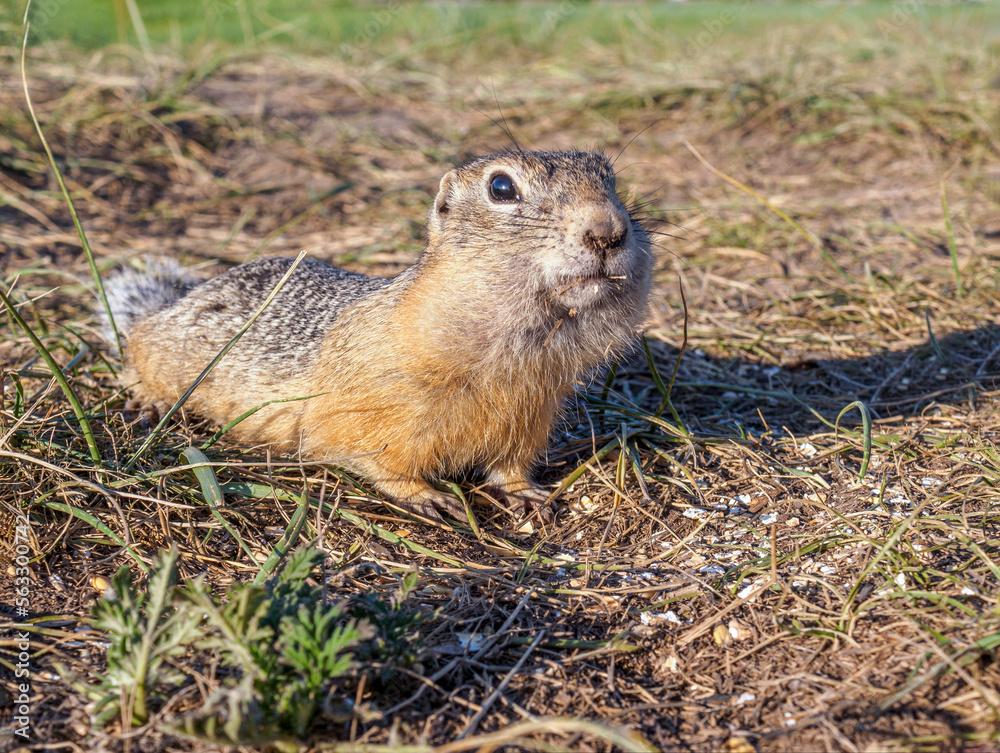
(207, 0, 238, 14)
(341, 0, 403, 60)
(685, 0, 750, 60)
(875, 0, 926, 39)
(26, 0, 73, 35)
(8, 510, 34, 742)
(540, 0, 584, 35)
(10, 0, 74, 46)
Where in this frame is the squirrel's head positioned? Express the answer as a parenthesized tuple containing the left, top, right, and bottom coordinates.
(425, 150, 653, 323)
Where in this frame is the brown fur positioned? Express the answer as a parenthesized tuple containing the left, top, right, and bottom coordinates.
(108, 150, 654, 522)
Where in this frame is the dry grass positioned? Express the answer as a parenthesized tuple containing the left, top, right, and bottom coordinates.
(2, 6, 1000, 752)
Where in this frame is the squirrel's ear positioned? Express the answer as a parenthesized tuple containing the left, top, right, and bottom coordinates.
(428, 169, 458, 241)
(433, 170, 458, 216)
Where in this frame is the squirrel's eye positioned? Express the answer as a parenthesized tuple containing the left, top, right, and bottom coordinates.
(488, 173, 519, 203)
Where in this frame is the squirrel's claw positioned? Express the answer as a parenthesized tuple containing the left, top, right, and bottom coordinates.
(385, 484, 467, 525)
(505, 486, 556, 526)
(484, 474, 555, 526)
(416, 491, 468, 523)
(122, 399, 161, 431)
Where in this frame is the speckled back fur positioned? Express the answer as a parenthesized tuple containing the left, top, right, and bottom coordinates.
(111, 257, 392, 380)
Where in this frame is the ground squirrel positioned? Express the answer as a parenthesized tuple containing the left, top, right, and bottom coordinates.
(102, 149, 653, 522)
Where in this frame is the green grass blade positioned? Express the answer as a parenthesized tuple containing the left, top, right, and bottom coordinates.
(660, 276, 690, 424)
(200, 391, 329, 450)
(181, 447, 258, 566)
(0, 285, 103, 469)
(252, 488, 310, 585)
(925, 307, 947, 364)
(643, 336, 688, 433)
(41, 500, 147, 572)
(599, 358, 619, 402)
(834, 400, 873, 481)
(20, 8, 123, 359)
(641, 336, 668, 398)
(545, 434, 623, 505)
(940, 182, 964, 296)
(440, 481, 480, 538)
(841, 505, 927, 622)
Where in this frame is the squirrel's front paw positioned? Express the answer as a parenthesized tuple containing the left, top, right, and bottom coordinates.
(122, 399, 161, 431)
(485, 473, 555, 525)
(380, 480, 467, 524)
(505, 486, 555, 525)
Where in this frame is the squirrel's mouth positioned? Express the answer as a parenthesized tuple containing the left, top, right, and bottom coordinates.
(557, 270, 627, 293)
(551, 272, 625, 309)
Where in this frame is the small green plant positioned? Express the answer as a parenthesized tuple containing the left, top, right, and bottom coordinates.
(80, 548, 201, 726)
(69, 545, 379, 746)
(177, 546, 374, 744)
(352, 570, 428, 685)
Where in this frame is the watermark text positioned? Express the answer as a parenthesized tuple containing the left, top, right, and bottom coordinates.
(10, 512, 33, 741)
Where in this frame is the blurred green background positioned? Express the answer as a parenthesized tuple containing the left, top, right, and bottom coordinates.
(5, 0, 999, 57)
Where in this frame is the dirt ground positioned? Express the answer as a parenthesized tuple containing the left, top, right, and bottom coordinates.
(2, 11, 1000, 753)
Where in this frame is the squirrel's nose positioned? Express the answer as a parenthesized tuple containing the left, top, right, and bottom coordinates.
(582, 212, 627, 258)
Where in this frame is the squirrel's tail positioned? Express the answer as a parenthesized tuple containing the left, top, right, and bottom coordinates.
(99, 259, 196, 349)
